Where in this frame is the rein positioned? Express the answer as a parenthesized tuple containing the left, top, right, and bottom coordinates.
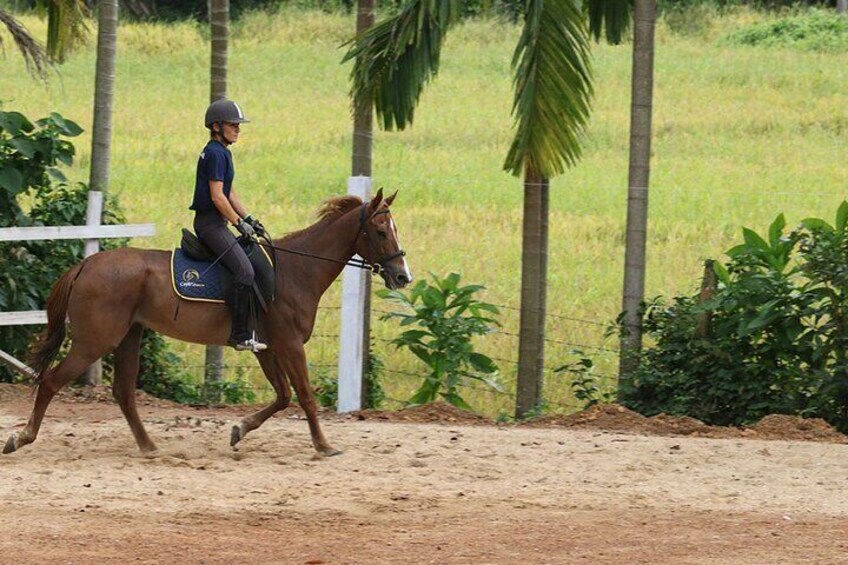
(256, 202, 405, 276)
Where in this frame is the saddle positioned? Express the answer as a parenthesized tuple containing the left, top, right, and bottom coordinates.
(171, 229, 275, 310)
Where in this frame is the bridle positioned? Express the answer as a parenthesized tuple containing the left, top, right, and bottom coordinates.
(256, 200, 405, 276)
(357, 202, 406, 275)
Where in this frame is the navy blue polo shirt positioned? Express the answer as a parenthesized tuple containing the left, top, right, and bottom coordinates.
(190, 140, 234, 212)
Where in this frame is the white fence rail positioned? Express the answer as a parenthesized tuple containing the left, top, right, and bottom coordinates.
(0, 191, 155, 378)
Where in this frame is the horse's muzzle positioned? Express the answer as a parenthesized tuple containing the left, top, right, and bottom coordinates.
(382, 265, 413, 290)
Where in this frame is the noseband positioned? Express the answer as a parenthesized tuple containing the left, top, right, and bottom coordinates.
(359, 202, 406, 275)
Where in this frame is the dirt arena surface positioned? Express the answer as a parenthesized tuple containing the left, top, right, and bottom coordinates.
(1, 384, 847, 564)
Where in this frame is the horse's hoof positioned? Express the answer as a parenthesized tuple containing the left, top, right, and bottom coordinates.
(3, 435, 17, 455)
(230, 425, 242, 447)
(321, 447, 343, 457)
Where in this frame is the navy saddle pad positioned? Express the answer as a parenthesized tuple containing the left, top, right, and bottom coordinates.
(171, 233, 275, 307)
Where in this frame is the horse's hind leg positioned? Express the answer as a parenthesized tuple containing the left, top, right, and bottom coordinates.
(112, 324, 157, 453)
(230, 351, 292, 448)
(3, 345, 98, 454)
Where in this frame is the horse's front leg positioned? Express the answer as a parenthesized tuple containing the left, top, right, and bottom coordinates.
(278, 339, 341, 457)
(230, 351, 292, 448)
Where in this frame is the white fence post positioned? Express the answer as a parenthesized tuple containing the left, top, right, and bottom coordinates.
(83, 190, 104, 384)
(84, 191, 104, 258)
(337, 176, 371, 412)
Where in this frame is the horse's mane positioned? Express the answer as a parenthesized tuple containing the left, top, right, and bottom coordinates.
(281, 195, 363, 242)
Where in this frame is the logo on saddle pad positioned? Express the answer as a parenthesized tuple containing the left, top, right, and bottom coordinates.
(179, 268, 205, 289)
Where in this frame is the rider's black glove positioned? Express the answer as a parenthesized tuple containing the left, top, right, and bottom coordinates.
(243, 215, 266, 237)
(235, 218, 256, 239)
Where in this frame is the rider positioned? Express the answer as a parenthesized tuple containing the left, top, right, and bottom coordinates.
(191, 98, 267, 352)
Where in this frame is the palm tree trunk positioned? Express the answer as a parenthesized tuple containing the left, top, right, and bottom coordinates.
(210, 0, 228, 101)
(618, 0, 657, 392)
(204, 0, 230, 394)
(80, 0, 118, 386)
(352, 0, 375, 405)
(515, 172, 549, 419)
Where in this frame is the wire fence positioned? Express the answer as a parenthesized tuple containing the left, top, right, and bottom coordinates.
(174, 182, 848, 414)
(192, 295, 623, 416)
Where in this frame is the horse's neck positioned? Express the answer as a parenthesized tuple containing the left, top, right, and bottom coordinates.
(277, 207, 359, 299)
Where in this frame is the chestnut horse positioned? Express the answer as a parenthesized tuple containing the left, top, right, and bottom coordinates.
(3, 189, 411, 456)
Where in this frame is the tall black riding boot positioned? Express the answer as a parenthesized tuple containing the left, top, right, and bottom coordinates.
(227, 283, 267, 352)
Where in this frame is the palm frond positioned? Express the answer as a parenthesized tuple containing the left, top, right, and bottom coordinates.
(342, 0, 461, 131)
(586, 0, 632, 45)
(504, 0, 594, 178)
(39, 0, 90, 63)
(0, 8, 49, 78)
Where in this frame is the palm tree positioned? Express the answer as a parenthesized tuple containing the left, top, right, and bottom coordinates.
(351, 0, 377, 405)
(344, 0, 630, 418)
(204, 0, 230, 389)
(81, 0, 119, 386)
(618, 0, 656, 388)
(0, 0, 88, 77)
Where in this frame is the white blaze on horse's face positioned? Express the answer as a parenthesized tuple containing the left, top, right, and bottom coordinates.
(367, 205, 412, 290)
(387, 215, 413, 288)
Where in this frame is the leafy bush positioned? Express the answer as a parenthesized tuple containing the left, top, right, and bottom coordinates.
(622, 204, 848, 431)
(378, 272, 500, 411)
(555, 351, 616, 409)
(722, 8, 848, 52)
(0, 106, 213, 405)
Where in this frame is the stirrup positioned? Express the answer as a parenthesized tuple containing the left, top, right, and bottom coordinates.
(230, 333, 267, 352)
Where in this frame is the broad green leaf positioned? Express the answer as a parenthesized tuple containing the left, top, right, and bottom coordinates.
(440, 272, 461, 292)
(0, 111, 33, 135)
(836, 201, 848, 234)
(742, 227, 770, 252)
(408, 344, 432, 365)
(768, 214, 786, 248)
(800, 217, 831, 232)
(9, 137, 40, 158)
(439, 390, 473, 411)
(468, 352, 498, 373)
(49, 113, 83, 136)
(713, 261, 731, 285)
(399, 329, 429, 342)
(0, 166, 24, 191)
(422, 286, 446, 310)
(45, 167, 67, 183)
(741, 299, 781, 334)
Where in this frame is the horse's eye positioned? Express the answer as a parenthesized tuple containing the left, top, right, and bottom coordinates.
(377, 230, 387, 239)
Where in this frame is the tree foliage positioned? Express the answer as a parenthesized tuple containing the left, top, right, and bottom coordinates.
(621, 204, 848, 432)
(0, 106, 208, 405)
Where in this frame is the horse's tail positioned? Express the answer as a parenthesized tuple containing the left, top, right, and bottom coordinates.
(28, 260, 87, 384)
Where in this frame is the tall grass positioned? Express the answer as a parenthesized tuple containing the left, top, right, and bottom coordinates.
(1, 7, 845, 415)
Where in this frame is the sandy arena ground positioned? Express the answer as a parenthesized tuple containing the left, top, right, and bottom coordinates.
(1, 384, 847, 564)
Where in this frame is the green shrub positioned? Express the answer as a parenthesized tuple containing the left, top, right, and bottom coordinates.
(378, 272, 501, 411)
(555, 351, 616, 409)
(722, 8, 848, 52)
(622, 204, 848, 431)
(0, 106, 210, 405)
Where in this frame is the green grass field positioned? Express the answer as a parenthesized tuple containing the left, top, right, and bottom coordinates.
(2, 7, 846, 416)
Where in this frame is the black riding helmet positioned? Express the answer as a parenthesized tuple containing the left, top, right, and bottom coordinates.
(204, 99, 250, 129)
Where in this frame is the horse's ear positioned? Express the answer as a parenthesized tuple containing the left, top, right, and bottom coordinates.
(385, 190, 397, 206)
(368, 188, 384, 212)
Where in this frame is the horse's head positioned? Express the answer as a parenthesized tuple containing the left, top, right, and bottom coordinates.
(356, 188, 413, 290)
